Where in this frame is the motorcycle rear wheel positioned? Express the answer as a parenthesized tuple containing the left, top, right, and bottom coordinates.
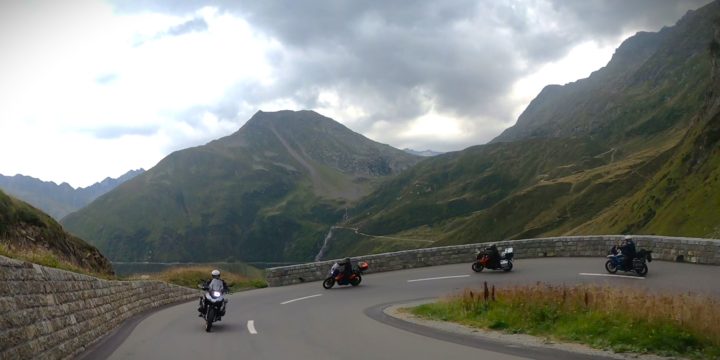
(503, 261, 513, 272)
(604, 260, 618, 274)
(636, 264, 648, 276)
(205, 307, 215, 332)
(471, 262, 484, 272)
(350, 274, 362, 286)
(322, 277, 335, 289)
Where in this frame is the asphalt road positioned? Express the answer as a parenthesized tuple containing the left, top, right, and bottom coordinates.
(85, 258, 720, 360)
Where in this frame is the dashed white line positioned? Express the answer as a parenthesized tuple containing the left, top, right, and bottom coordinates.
(247, 320, 258, 334)
(407, 275, 470, 283)
(579, 273, 645, 280)
(280, 294, 323, 305)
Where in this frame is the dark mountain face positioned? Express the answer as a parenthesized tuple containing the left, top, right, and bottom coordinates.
(319, 1, 720, 258)
(0, 169, 144, 220)
(0, 189, 113, 275)
(492, 2, 718, 144)
(61, 110, 421, 262)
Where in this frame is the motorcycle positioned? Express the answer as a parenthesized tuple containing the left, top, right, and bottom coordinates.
(605, 248, 653, 276)
(198, 279, 228, 332)
(322, 261, 369, 289)
(472, 247, 514, 272)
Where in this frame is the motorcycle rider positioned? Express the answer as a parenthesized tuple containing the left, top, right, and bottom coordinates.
(485, 244, 501, 268)
(619, 235, 637, 270)
(336, 257, 353, 280)
(198, 269, 230, 317)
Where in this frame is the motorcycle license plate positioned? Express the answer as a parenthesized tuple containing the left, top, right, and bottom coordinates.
(500, 260, 508, 265)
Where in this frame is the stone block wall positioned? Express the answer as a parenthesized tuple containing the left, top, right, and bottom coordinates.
(265, 235, 720, 286)
(0, 255, 199, 360)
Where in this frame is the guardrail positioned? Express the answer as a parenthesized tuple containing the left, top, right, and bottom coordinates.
(265, 235, 720, 286)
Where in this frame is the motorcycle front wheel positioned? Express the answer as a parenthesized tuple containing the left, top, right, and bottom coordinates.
(605, 260, 618, 274)
(322, 277, 335, 289)
(205, 307, 215, 332)
(471, 262, 484, 272)
(636, 264, 648, 276)
(350, 274, 362, 286)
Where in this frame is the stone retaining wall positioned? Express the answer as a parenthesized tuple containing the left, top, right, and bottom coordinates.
(0, 255, 199, 360)
(266, 235, 720, 286)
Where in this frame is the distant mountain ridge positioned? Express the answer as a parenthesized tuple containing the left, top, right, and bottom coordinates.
(0, 169, 145, 220)
(403, 148, 444, 157)
(62, 110, 421, 262)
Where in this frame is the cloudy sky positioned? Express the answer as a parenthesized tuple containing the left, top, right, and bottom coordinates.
(0, 0, 712, 188)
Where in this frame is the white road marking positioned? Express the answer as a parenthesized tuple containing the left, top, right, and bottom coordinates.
(247, 320, 258, 334)
(407, 275, 470, 283)
(281, 294, 323, 305)
(579, 273, 645, 280)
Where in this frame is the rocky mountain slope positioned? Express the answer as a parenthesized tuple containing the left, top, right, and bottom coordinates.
(0, 189, 113, 275)
(62, 110, 420, 262)
(320, 1, 720, 257)
(570, 20, 720, 238)
(492, 3, 714, 144)
(0, 169, 144, 220)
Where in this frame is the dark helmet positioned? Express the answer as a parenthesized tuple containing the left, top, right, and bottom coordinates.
(344, 257, 351, 263)
(211, 269, 220, 279)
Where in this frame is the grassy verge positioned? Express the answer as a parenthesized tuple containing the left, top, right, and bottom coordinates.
(410, 283, 720, 359)
(127, 266, 268, 292)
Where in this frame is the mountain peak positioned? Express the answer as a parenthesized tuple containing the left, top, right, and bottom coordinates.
(246, 109, 324, 125)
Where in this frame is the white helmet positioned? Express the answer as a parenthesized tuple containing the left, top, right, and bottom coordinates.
(211, 269, 220, 278)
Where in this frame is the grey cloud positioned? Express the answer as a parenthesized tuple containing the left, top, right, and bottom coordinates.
(108, 0, 713, 151)
(547, 0, 713, 37)
(166, 17, 208, 36)
(133, 16, 208, 47)
(88, 125, 159, 139)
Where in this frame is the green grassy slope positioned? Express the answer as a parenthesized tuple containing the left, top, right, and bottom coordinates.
(62, 111, 420, 262)
(0, 189, 113, 275)
(323, 2, 720, 257)
(571, 40, 720, 238)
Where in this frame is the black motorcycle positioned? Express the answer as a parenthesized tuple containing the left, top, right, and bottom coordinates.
(198, 280, 228, 332)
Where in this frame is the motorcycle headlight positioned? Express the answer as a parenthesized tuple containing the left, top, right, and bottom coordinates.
(212, 291, 222, 298)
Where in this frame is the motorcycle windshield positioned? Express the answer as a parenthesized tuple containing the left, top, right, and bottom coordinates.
(208, 279, 224, 293)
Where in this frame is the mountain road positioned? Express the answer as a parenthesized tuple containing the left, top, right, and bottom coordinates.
(83, 258, 720, 360)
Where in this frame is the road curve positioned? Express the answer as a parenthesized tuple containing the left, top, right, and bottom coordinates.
(85, 258, 720, 360)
